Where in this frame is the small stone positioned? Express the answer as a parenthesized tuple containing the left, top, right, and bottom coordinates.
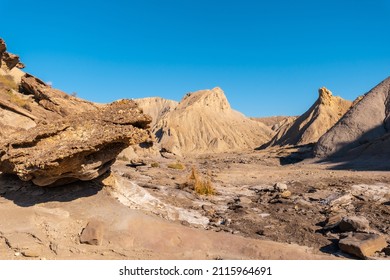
(281, 190, 291, 198)
(338, 232, 387, 259)
(273, 182, 288, 192)
(324, 193, 353, 207)
(339, 216, 371, 232)
(259, 213, 270, 218)
(80, 219, 104, 246)
(294, 198, 312, 208)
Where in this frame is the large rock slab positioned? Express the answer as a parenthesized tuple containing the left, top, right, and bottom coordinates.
(338, 233, 387, 259)
(0, 100, 151, 186)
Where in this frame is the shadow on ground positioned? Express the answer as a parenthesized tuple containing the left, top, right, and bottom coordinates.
(0, 173, 103, 207)
(315, 156, 390, 171)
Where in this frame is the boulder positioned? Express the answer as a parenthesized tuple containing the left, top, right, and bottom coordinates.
(338, 232, 387, 259)
(0, 100, 152, 186)
(339, 216, 371, 233)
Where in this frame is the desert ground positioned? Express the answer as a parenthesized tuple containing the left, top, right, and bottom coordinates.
(1, 146, 389, 260)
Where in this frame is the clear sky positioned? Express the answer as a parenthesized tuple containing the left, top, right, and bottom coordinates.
(2, 0, 390, 117)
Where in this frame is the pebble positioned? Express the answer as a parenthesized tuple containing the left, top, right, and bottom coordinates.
(281, 190, 292, 198)
(273, 182, 288, 192)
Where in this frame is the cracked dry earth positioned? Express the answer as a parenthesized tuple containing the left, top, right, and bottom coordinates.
(1, 147, 390, 260)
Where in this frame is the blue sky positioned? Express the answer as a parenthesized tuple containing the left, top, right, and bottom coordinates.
(2, 0, 390, 117)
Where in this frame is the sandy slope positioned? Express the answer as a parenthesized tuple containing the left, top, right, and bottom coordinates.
(263, 87, 351, 147)
(152, 87, 273, 155)
(315, 77, 390, 159)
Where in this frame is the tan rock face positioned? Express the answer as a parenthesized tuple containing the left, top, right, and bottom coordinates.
(0, 100, 151, 186)
(263, 87, 352, 147)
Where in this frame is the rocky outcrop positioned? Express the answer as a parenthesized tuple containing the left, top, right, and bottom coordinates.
(0, 74, 98, 140)
(0, 100, 151, 186)
(0, 39, 98, 140)
(262, 87, 352, 148)
(152, 87, 273, 155)
(19, 74, 98, 118)
(0, 38, 25, 70)
(1, 38, 98, 141)
(0, 38, 153, 186)
(115, 97, 178, 160)
(315, 77, 390, 159)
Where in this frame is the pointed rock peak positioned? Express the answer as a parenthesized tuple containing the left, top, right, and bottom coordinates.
(318, 87, 334, 105)
(0, 38, 24, 70)
(180, 87, 230, 111)
(0, 38, 6, 54)
(211, 86, 224, 94)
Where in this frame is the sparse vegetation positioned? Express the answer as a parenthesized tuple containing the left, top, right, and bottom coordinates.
(151, 162, 159, 168)
(0, 74, 18, 91)
(187, 167, 215, 196)
(3, 88, 32, 111)
(167, 162, 185, 170)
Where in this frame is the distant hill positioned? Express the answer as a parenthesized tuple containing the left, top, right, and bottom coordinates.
(261, 87, 352, 148)
(137, 87, 274, 156)
(315, 77, 390, 164)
